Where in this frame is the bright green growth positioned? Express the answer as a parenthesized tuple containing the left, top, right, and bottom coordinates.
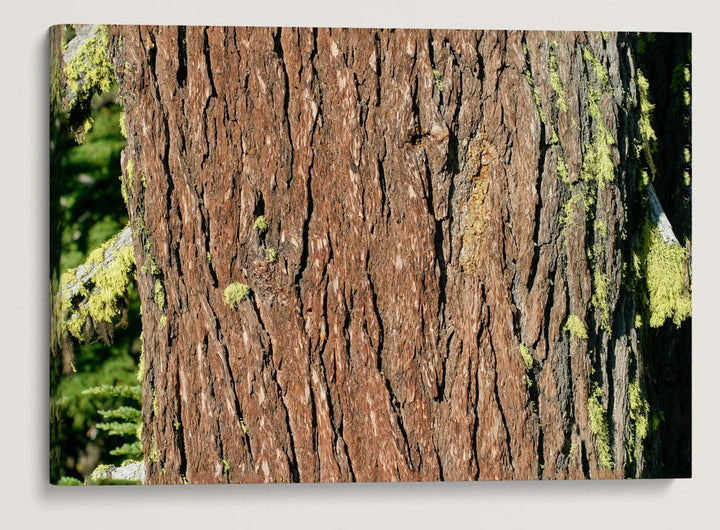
(253, 215, 269, 233)
(60, 228, 135, 341)
(519, 343, 534, 371)
(173, 419, 181, 430)
(224, 282, 251, 308)
(591, 271, 610, 331)
(64, 25, 115, 113)
(160, 314, 167, 329)
(222, 459, 231, 474)
(564, 314, 588, 340)
(264, 247, 278, 263)
(206, 251, 212, 262)
(240, 419, 249, 434)
(588, 383, 614, 470)
(639, 221, 691, 327)
(433, 69, 444, 92)
(548, 42, 568, 113)
(154, 280, 166, 311)
(626, 378, 650, 464)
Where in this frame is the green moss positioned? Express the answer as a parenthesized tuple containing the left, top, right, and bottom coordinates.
(206, 251, 212, 262)
(60, 228, 136, 341)
(626, 378, 650, 465)
(64, 25, 115, 113)
(240, 419, 249, 434)
(160, 315, 167, 329)
(639, 221, 691, 327)
(588, 383, 614, 470)
(224, 282, 251, 308)
(222, 459, 231, 474)
(253, 215, 269, 233)
(548, 42, 568, 113)
(591, 271, 610, 332)
(564, 314, 588, 340)
(154, 280, 166, 311)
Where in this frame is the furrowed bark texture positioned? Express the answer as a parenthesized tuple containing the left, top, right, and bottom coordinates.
(110, 27, 684, 483)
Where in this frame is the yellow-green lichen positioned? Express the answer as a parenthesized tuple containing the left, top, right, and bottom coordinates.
(519, 343, 534, 371)
(264, 247, 278, 263)
(639, 221, 691, 327)
(60, 228, 135, 340)
(224, 282, 251, 308)
(626, 378, 649, 465)
(433, 69, 444, 92)
(556, 151, 569, 183)
(564, 314, 588, 340)
(253, 215, 269, 233)
(64, 25, 115, 113)
(148, 435, 158, 463)
(154, 280, 166, 311)
(548, 42, 568, 113)
(137, 331, 145, 382)
(583, 47, 609, 88)
(591, 271, 610, 332)
(588, 383, 614, 470)
(637, 70, 658, 155)
(240, 419, 249, 434)
(160, 314, 167, 329)
(121, 158, 134, 206)
(119, 110, 127, 138)
(581, 87, 615, 189)
(222, 459, 231, 474)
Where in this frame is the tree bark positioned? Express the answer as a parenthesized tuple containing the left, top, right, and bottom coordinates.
(108, 27, 690, 483)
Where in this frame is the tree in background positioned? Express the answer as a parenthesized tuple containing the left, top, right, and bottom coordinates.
(53, 26, 691, 484)
(50, 25, 143, 484)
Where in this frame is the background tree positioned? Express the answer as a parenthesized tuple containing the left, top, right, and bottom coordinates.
(57, 26, 691, 483)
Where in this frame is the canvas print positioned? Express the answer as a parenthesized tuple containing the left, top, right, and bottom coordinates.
(49, 25, 691, 485)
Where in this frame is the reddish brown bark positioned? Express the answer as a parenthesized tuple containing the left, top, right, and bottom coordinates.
(110, 26, 685, 483)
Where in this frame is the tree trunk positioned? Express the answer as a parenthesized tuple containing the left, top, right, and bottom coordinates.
(108, 27, 690, 483)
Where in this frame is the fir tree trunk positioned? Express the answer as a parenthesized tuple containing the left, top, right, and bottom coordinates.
(108, 27, 691, 483)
